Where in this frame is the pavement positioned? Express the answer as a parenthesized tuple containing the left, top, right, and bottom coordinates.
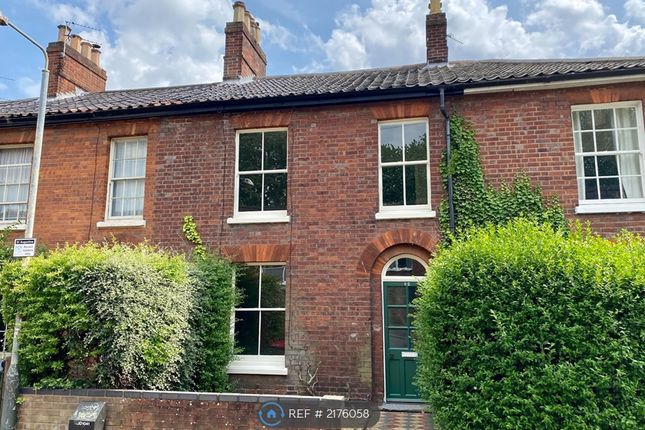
(370, 410, 436, 430)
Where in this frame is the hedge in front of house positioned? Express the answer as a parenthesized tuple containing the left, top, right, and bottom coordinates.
(1, 242, 235, 391)
(190, 253, 236, 392)
(415, 219, 644, 430)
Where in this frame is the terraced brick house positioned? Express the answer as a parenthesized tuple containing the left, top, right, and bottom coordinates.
(1, 1, 644, 402)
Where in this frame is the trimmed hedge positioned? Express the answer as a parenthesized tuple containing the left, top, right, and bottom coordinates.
(415, 219, 644, 429)
(1, 243, 235, 391)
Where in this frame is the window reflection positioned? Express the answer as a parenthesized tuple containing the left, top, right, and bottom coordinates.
(385, 258, 426, 277)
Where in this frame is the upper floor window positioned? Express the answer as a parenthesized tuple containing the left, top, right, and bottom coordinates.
(0, 147, 32, 226)
(108, 137, 147, 219)
(229, 129, 289, 224)
(376, 119, 435, 220)
(572, 102, 645, 214)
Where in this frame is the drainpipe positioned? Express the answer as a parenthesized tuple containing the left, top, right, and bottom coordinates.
(439, 88, 455, 235)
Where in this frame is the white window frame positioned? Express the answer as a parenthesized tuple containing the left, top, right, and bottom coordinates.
(228, 262, 288, 376)
(227, 128, 290, 225)
(0, 144, 32, 231)
(97, 136, 147, 228)
(572, 101, 645, 214)
(376, 118, 436, 220)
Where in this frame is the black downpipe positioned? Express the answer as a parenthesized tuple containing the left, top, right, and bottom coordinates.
(439, 87, 455, 235)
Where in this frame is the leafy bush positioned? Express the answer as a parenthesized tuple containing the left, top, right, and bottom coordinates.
(439, 115, 566, 238)
(190, 253, 236, 391)
(415, 219, 644, 429)
(1, 242, 235, 391)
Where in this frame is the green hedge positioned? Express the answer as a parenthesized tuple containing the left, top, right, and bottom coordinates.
(1, 243, 235, 391)
(415, 219, 644, 429)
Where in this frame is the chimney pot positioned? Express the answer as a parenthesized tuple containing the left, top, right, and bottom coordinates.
(91, 44, 101, 66)
(429, 0, 442, 15)
(80, 41, 92, 59)
(252, 21, 261, 44)
(70, 34, 82, 51)
(244, 10, 252, 32)
(233, 1, 246, 22)
(57, 24, 70, 42)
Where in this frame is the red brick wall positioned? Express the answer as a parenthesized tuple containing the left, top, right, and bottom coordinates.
(455, 83, 645, 235)
(46, 42, 107, 96)
(223, 22, 267, 80)
(1, 81, 644, 400)
(426, 13, 448, 63)
(17, 389, 317, 430)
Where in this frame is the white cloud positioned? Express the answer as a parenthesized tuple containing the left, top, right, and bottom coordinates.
(311, 0, 645, 71)
(626, 0, 645, 24)
(34, 0, 233, 90)
(258, 19, 323, 54)
(320, 0, 426, 70)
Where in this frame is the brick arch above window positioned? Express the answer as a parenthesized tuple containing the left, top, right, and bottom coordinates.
(356, 229, 438, 277)
(221, 244, 290, 263)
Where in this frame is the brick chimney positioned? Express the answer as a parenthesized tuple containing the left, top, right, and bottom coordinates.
(223, 1, 267, 80)
(46, 25, 108, 97)
(426, 0, 448, 63)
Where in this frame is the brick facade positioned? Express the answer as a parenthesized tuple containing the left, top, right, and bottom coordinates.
(46, 41, 107, 97)
(1, 81, 644, 400)
(223, 21, 267, 80)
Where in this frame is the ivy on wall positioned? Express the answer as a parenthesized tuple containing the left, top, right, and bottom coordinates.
(439, 115, 566, 239)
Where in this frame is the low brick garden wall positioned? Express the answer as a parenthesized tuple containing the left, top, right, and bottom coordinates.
(17, 388, 329, 429)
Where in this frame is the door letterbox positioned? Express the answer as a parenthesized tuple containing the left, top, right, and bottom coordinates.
(69, 401, 106, 430)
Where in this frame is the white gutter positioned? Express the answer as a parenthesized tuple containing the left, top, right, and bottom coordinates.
(463, 73, 645, 95)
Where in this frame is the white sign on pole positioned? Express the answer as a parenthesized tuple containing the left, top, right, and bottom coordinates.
(13, 238, 36, 258)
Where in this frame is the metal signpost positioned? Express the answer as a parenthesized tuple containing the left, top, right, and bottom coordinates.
(0, 10, 49, 430)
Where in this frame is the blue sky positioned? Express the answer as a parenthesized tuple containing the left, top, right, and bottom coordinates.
(1, 0, 644, 100)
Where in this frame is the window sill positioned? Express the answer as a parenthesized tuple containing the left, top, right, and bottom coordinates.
(96, 219, 147, 228)
(575, 202, 645, 214)
(375, 209, 437, 220)
(227, 214, 290, 225)
(0, 223, 26, 231)
(227, 356, 288, 376)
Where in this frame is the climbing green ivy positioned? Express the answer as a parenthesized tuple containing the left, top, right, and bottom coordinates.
(182, 215, 206, 258)
(439, 115, 566, 239)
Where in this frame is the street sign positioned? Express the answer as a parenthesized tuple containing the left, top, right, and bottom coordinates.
(13, 238, 36, 258)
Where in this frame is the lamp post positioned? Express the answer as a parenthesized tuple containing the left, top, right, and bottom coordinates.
(0, 11, 49, 430)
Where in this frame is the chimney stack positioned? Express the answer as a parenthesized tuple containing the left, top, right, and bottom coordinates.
(426, 0, 448, 63)
(223, 1, 267, 80)
(46, 26, 107, 97)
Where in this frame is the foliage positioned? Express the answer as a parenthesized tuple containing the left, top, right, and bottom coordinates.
(1, 238, 236, 391)
(439, 115, 566, 238)
(1, 243, 194, 390)
(190, 253, 236, 392)
(182, 215, 206, 258)
(181, 214, 237, 391)
(415, 219, 645, 429)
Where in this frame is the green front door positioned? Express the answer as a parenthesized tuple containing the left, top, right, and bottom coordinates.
(384, 281, 420, 401)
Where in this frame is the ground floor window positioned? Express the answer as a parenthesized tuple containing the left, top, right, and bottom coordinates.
(230, 264, 287, 374)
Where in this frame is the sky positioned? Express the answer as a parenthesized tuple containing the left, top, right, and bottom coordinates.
(0, 0, 644, 101)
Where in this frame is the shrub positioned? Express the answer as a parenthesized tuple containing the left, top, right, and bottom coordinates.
(190, 253, 236, 391)
(415, 219, 644, 429)
(439, 116, 566, 238)
(1, 242, 235, 391)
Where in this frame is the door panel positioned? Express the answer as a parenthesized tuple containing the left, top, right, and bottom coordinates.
(384, 280, 420, 401)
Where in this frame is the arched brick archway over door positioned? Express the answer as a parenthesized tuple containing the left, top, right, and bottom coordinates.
(356, 229, 438, 401)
